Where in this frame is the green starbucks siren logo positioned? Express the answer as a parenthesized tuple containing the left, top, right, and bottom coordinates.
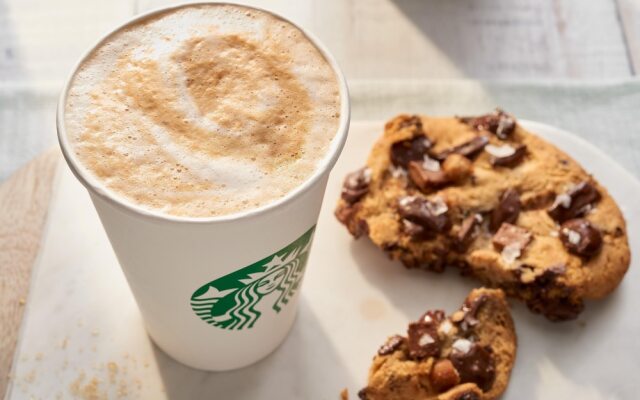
(190, 226, 315, 330)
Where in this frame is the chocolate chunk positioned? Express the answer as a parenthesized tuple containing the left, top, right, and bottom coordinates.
(496, 114, 517, 140)
(460, 109, 516, 140)
(390, 135, 433, 168)
(455, 214, 482, 251)
(456, 392, 481, 400)
(485, 143, 527, 167)
(548, 181, 601, 222)
(341, 167, 372, 204)
(436, 136, 489, 160)
(377, 335, 404, 356)
(458, 295, 488, 331)
(398, 196, 451, 234)
(560, 219, 602, 258)
(408, 160, 448, 191)
(449, 343, 496, 391)
(402, 219, 433, 241)
(490, 188, 521, 232)
(407, 310, 444, 359)
(492, 223, 532, 252)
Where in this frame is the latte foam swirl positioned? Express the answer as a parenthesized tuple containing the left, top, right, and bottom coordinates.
(64, 4, 341, 217)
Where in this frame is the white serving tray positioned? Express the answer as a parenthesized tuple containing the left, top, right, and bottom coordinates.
(7, 121, 640, 399)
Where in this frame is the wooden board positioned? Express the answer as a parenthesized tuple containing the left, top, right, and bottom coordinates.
(0, 149, 59, 397)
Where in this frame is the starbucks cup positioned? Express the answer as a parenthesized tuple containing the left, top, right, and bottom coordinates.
(56, 3, 349, 371)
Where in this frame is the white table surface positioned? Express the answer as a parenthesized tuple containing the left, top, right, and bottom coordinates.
(1, 0, 640, 181)
(9, 121, 640, 400)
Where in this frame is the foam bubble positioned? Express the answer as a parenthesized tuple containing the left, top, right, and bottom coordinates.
(65, 4, 341, 217)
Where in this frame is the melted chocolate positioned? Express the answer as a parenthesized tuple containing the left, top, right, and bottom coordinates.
(455, 214, 482, 251)
(390, 135, 433, 168)
(489, 144, 527, 167)
(436, 136, 489, 160)
(490, 188, 521, 232)
(548, 181, 601, 222)
(449, 344, 496, 391)
(397, 196, 451, 234)
(408, 160, 449, 192)
(407, 310, 445, 359)
(560, 218, 602, 258)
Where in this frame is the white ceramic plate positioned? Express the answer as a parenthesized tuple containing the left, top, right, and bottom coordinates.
(9, 121, 640, 399)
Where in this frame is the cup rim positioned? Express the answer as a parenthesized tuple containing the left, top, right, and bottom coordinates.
(56, 1, 350, 225)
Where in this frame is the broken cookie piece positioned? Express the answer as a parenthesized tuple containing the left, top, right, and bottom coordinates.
(335, 112, 630, 321)
(358, 288, 516, 400)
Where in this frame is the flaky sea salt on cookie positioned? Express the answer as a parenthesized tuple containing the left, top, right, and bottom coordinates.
(335, 110, 630, 321)
(356, 288, 516, 400)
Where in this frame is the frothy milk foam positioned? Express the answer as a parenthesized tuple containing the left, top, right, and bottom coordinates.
(64, 4, 341, 217)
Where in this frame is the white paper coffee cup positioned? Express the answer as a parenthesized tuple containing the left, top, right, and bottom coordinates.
(56, 2, 349, 371)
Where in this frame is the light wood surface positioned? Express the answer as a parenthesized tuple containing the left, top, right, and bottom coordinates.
(0, 149, 59, 396)
(1, 0, 639, 397)
(618, 0, 640, 73)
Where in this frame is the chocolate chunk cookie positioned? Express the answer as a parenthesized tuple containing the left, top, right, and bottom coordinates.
(335, 111, 630, 321)
(358, 288, 516, 400)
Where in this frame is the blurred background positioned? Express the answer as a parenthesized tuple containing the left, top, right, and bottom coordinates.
(0, 0, 638, 181)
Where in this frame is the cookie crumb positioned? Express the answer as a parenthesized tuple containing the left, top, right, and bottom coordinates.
(107, 362, 118, 383)
(23, 369, 36, 383)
